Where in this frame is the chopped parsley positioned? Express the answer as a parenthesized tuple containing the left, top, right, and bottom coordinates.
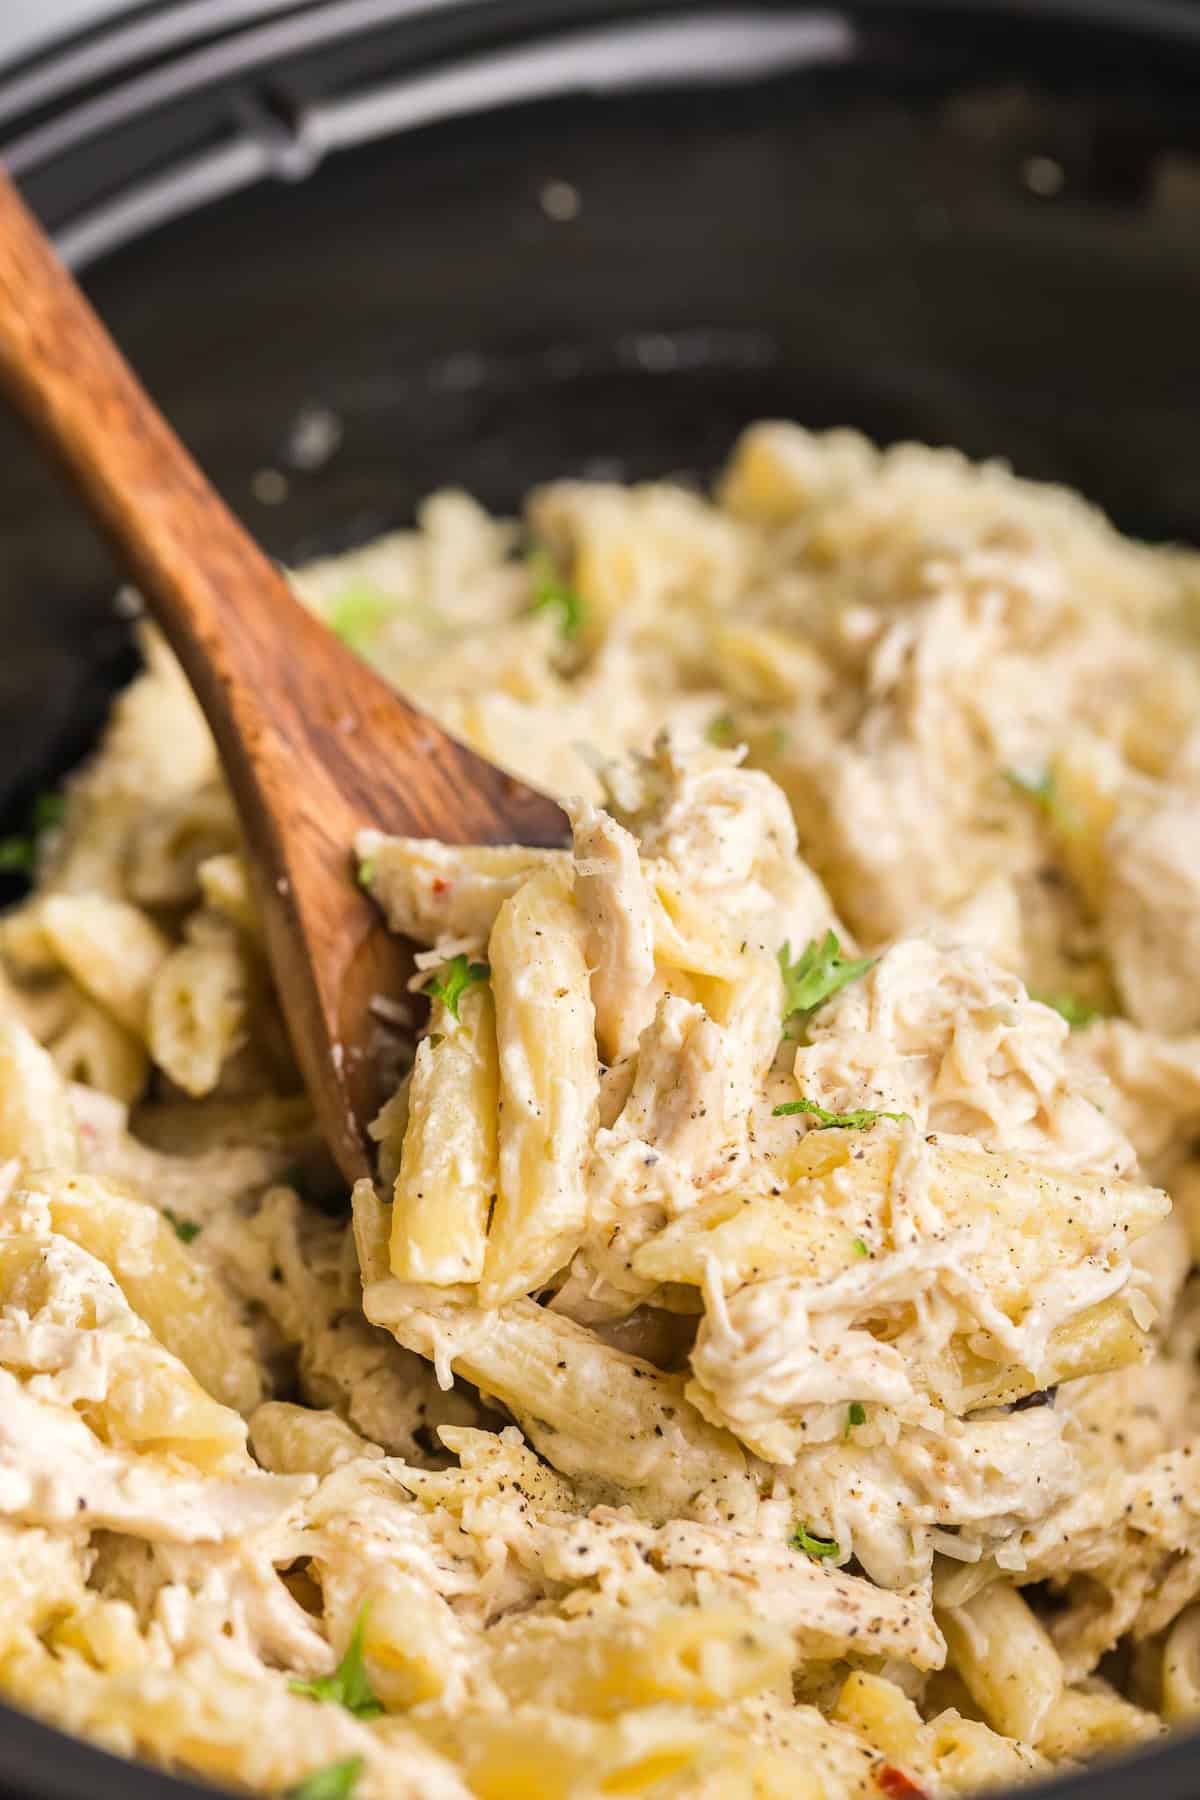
(290, 1610, 382, 1719)
(852, 1238, 869, 1258)
(790, 1524, 840, 1559)
(162, 1208, 201, 1244)
(528, 547, 585, 639)
(0, 788, 65, 877)
(356, 856, 376, 889)
(1004, 763, 1076, 828)
(31, 792, 65, 834)
(705, 712, 739, 748)
(844, 1401, 867, 1440)
(779, 932, 874, 1034)
(1035, 991, 1098, 1030)
(423, 953, 489, 1021)
(0, 838, 33, 875)
(773, 1097, 908, 1130)
(326, 583, 393, 650)
(285, 1758, 365, 1800)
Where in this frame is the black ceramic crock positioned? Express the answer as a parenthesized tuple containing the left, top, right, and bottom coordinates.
(1, 2, 1199, 1796)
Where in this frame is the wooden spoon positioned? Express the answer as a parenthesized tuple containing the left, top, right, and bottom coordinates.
(0, 169, 568, 1183)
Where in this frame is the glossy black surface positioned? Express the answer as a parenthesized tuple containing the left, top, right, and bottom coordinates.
(0, 3, 1199, 1797)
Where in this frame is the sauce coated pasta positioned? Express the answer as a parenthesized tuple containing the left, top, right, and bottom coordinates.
(3, 422, 1200, 1798)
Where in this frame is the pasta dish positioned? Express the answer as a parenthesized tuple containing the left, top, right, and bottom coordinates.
(3, 422, 1200, 1799)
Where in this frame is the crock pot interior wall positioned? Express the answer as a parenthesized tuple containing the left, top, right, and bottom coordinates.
(0, 6, 1199, 1795)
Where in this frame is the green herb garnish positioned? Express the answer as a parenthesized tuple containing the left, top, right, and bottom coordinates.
(773, 1097, 908, 1130)
(326, 583, 393, 650)
(290, 1610, 382, 1719)
(852, 1238, 869, 1258)
(844, 1401, 866, 1440)
(790, 1524, 840, 1560)
(0, 837, 33, 874)
(1004, 763, 1078, 829)
(1035, 991, 1098, 1030)
(705, 712, 739, 748)
(356, 857, 376, 889)
(779, 932, 874, 1034)
(528, 547, 585, 639)
(423, 953, 489, 1021)
(285, 1758, 365, 1800)
(0, 788, 65, 877)
(32, 792, 65, 833)
(162, 1208, 201, 1244)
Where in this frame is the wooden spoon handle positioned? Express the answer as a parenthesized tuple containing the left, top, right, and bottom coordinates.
(0, 170, 564, 842)
(0, 168, 413, 799)
(0, 169, 294, 696)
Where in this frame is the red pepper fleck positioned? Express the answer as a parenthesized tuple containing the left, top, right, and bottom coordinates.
(876, 1765, 926, 1800)
(431, 878, 450, 897)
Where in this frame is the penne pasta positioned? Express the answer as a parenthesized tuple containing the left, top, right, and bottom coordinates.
(480, 868, 598, 1304)
(389, 981, 498, 1285)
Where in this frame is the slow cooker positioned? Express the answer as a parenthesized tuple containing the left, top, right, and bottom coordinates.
(1, 3, 1199, 1796)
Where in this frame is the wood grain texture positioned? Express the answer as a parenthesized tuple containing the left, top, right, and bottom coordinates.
(0, 168, 567, 1182)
